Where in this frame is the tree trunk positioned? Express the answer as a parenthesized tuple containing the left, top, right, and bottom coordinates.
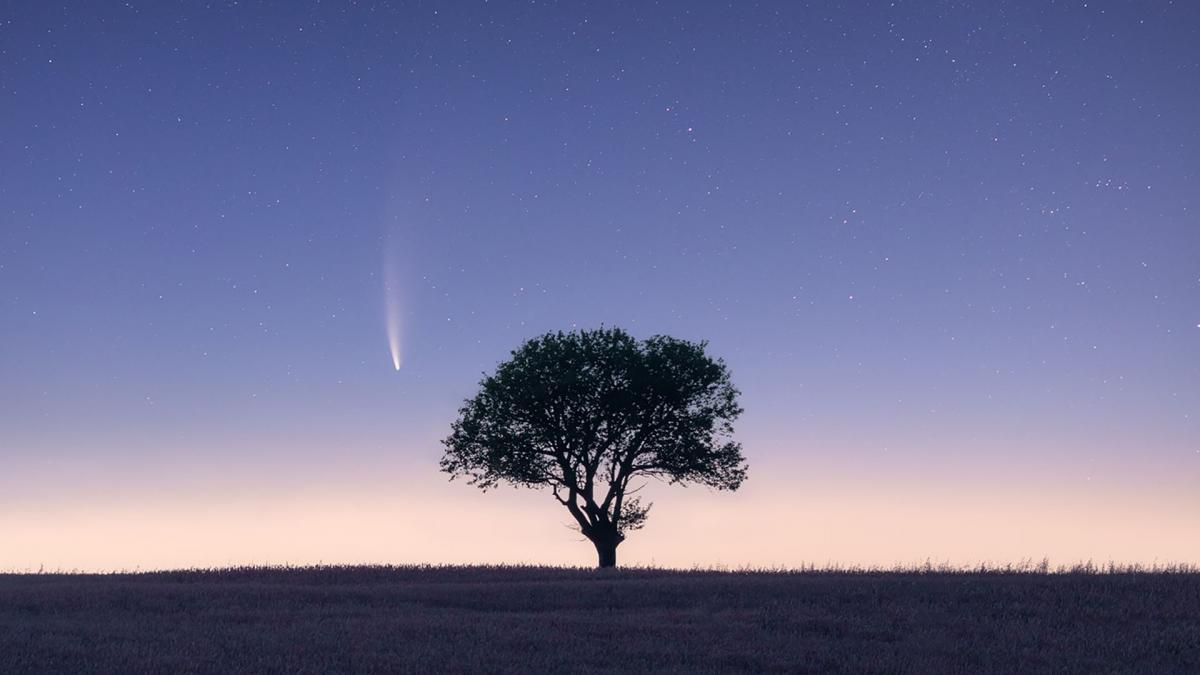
(593, 538, 618, 568)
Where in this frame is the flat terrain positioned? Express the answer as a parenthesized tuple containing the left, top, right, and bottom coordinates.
(1, 565, 1198, 673)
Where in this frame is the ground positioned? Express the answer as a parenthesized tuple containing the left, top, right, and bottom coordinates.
(1, 565, 1198, 673)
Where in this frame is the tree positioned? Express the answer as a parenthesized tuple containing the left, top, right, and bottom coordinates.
(440, 327, 747, 568)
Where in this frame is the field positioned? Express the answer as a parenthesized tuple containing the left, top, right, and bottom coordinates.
(2, 565, 1198, 673)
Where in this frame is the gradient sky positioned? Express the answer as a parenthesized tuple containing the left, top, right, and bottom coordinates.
(2, 1, 1198, 571)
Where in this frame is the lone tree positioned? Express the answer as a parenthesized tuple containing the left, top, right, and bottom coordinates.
(440, 327, 747, 568)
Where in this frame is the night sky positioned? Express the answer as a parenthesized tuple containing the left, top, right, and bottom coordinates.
(2, 1, 1198, 570)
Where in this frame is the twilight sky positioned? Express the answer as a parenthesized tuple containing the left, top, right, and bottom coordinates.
(2, 1, 1198, 570)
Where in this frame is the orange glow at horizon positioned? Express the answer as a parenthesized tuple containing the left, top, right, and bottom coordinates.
(2, 463, 1195, 572)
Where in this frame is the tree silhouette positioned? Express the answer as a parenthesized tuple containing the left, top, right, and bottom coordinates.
(440, 327, 747, 568)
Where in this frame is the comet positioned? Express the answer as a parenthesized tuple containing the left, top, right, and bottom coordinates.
(385, 297, 403, 370)
(383, 243, 404, 370)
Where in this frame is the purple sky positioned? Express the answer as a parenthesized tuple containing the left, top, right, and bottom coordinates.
(2, 1, 1197, 570)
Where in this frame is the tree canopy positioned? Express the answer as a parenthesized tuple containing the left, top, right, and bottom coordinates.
(440, 327, 747, 567)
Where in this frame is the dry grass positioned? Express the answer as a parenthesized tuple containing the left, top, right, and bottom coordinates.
(2, 564, 1198, 673)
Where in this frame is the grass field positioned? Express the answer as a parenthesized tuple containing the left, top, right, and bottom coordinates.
(2, 564, 1198, 673)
